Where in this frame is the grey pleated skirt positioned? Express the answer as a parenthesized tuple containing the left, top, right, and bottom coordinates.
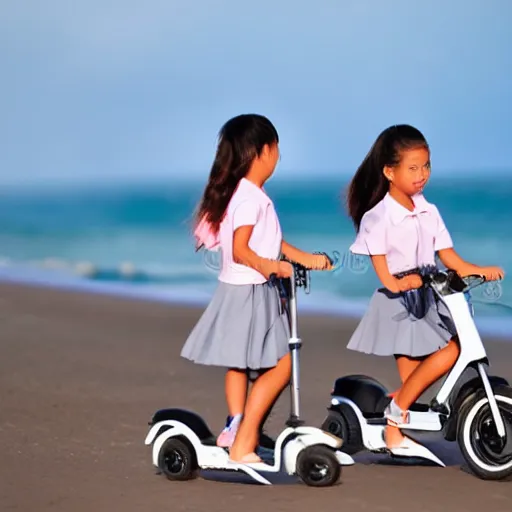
(347, 287, 457, 358)
(180, 281, 290, 370)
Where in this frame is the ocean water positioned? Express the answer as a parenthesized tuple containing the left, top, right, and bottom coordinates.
(1, 175, 511, 337)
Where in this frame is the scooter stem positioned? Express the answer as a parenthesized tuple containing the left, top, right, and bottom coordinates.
(287, 267, 304, 427)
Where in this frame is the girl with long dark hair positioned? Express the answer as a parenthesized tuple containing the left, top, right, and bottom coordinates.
(181, 114, 331, 463)
(345, 124, 504, 451)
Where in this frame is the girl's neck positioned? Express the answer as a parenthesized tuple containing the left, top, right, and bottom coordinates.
(244, 168, 267, 188)
(389, 184, 415, 211)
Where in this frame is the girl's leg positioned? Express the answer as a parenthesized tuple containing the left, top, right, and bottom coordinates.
(385, 338, 460, 447)
(388, 356, 423, 397)
(396, 356, 422, 383)
(217, 369, 248, 447)
(252, 369, 279, 448)
(225, 368, 248, 416)
(229, 354, 292, 462)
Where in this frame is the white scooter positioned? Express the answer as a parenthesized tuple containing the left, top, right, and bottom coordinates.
(144, 258, 355, 486)
(321, 268, 512, 480)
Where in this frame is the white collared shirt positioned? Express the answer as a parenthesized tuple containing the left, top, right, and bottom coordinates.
(217, 178, 282, 285)
(350, 192, 453, 275)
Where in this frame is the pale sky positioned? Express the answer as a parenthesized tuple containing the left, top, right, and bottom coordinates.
(2, 1, 511, 185)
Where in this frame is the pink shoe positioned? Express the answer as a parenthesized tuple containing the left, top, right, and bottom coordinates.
(216, 414, 242, 448)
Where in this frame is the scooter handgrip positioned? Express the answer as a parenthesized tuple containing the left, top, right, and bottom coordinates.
(322, 252, 334, 265)
(313, 251, 334, 266)
(269, 273, 278, 285)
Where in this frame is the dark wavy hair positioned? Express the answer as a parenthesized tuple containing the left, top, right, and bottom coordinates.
(346, 124, 429, 230)
(195, 114, 279, 234)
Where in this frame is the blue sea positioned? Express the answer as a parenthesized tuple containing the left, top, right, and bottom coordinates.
(1, 175, 511, 338)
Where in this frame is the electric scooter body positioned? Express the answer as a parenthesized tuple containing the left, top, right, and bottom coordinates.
(145, 259, 355, 486)
(322, 269, 512, 480)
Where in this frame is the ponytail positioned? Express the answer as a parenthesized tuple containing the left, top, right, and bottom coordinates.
(346, 124, 429, 231)
(194, 114, 279, 235)
(196, 136, 251, 233)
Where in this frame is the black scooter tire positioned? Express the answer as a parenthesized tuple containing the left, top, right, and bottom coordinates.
(321, 407, 364, 455)
(296, 445, 341, 487)
(158, 437, 199, 481)
(457, 385, 512, 480)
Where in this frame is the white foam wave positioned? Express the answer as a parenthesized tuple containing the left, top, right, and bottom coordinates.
(0, 256, 213, 280)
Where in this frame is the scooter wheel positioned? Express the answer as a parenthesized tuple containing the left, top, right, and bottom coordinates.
(158, 437, 198, 481)
(296, 445, 341, 487)
(457, 385, 512, 480)
(321, 407, 363, 455)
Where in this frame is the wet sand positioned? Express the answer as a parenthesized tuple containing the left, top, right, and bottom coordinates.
(1, 282, 512, 512)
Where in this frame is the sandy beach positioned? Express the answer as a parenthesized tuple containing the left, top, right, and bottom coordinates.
(1, 281, 512, 512)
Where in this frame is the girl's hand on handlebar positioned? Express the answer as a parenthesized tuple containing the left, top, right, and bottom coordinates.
(479, 266, 505, 281)
(397, 274, 423, 291)
(304, 253, 332, 270)
(276, 261, 293, 278)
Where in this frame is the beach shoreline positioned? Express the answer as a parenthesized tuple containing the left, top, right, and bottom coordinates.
(1, 264, 511, 341)
(2, 176, 512, 343)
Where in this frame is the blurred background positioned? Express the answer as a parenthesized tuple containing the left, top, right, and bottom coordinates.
(1, 1, 511, 334)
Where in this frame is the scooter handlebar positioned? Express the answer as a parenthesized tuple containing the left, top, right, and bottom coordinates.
(421, 268, 489, 295)
(268, 251, 336, 291)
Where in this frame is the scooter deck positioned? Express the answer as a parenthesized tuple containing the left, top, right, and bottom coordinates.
(196, 434, 277, 468)
(363, 409, 444, 431)
(190, 447, 276, 485)
(362, 400, 431, 420)
(385, 440, 446, 467)
(195, 446, 351, 486)
(358, 423, 446, 466)
(200, 433, 276, 450)
(206, 442, 277, 466)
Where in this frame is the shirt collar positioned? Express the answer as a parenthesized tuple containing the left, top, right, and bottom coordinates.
(240, 177, 269, 199)
(384, 192, 430, 225)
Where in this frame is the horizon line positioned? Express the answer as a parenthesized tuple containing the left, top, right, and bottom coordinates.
(2, 166, 511, 193)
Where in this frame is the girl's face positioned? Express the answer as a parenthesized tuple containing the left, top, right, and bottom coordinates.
(384, 147, 431, 196)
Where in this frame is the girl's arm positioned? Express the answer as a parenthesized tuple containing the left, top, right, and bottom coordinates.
(281, 240, 331, 269)
(438, 248, 505, 280)
(437, 248, 479, 277)
(433, 206, 503, 280)
(281, 240, 307, 263)
(352, 213, 420, 292)
(370, 255, 422, 293)
(233, 226, 291, 278)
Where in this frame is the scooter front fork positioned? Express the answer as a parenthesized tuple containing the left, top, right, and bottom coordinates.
(477, 363, 506, 438)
